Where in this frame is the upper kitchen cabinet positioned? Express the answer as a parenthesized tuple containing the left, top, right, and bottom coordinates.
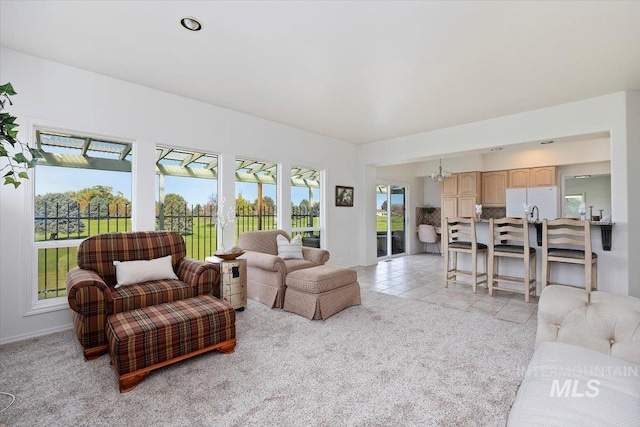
(481, 171, 507, 207)
(457, 172, 481, 196)
(508, 166, 557, 188)
(442, 174, 458, 196)
(530, 166, 557, 187)
(508, 169, 530, 188)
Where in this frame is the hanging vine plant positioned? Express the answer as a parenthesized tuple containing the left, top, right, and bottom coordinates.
(0, 82, 41, 188)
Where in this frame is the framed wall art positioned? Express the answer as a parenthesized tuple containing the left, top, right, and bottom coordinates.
(335, 185, 354, 207)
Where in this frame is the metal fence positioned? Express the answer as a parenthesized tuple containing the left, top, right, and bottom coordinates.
(35, 202, 320, 299)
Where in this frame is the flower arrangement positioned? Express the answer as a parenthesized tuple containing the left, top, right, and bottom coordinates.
(214, 196, 242, 255)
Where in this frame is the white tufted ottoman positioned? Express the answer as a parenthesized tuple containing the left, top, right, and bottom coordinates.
(507, 285, 640, 426)
(283, 265, 361, 320)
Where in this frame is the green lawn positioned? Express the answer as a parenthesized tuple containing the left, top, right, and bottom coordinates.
(37, 215, 321, 299)
(376, 215, 405, 232)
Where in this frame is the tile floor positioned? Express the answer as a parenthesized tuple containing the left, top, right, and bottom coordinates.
(352, 253, 538, 326)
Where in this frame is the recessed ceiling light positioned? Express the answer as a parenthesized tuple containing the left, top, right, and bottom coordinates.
(575, 175, 592, 179)
(490, 147, 503, 151)
(181, 17, 202, 32)
(540, 140, 554, 145)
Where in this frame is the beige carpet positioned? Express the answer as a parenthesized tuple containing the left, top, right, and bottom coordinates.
(0, 290, 536, 426)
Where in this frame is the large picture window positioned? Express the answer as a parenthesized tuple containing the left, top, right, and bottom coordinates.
(155, 147, 218, 260)
(235, 158, 278, 239)
(291, 166, 321, 247)
(33, 130, 132, 300)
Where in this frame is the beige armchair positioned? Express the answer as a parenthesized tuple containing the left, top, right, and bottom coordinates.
(238, 229, 329, 308)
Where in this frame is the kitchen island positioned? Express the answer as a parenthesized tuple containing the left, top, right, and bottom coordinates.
(436, 219, 614, 295)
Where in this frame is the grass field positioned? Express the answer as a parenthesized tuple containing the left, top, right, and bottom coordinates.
(37, 215, 320, 299)
(376, 215, 405, 232)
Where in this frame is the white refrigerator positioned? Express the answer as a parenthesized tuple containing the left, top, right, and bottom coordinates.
(506, 186, 559, 220)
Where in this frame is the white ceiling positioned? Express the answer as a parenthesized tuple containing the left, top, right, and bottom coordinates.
(1, 1, 639, 144)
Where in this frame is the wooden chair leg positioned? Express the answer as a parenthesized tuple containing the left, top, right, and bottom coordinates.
(471, 251, 478, 294)
(542, 257, 549, 290)
(585, 260, 592, 293)
(483, 251, 488, 288)
(524, 253, 530, 303)
(443, 249, 450, 288)
(488, 253, 495, 296)
(531, 253, 537, 297)
(593, 261, 597, 291)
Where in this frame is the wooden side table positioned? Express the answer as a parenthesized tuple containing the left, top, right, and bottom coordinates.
(205, 257, 247, 311)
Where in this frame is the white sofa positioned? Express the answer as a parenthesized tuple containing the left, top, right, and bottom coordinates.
(508, 285, 640, 426)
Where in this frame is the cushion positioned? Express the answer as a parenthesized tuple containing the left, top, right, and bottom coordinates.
(276, 234, 303, 260)
(507, 341, 640, 426)
(113, 255, 179, 288)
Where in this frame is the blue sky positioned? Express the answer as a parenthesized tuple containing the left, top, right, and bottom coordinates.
(36, 167, 314, 206)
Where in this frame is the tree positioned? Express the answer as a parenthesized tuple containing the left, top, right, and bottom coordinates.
(87, 196, 109, 218)
(34, 193, 85, 237)
(236, 191, 253, 213)
(391, 203, 404, 217)
(161, 193, 192, 234)
(381, 200, 388, 211)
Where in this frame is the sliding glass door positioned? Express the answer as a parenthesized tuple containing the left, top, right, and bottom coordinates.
(376, 184, 407, 258)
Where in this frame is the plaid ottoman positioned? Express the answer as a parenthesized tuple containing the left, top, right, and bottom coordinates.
(283, 265, 361, 320)
(106, 295, 236, 392)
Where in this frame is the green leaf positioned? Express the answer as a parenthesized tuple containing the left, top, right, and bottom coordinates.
(4, 176, 20, 188)
(0, 83, 17, 96)
(13, 152, 28, 163)
(0, 145, 7, 156)
(18, 171, 29, 179)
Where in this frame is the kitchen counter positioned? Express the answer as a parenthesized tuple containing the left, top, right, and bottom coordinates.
(466, 218, 613, 251)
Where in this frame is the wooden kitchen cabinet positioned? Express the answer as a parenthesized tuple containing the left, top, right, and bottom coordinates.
(457, 172, 481, 196)
(508, 169, 530, 188)
(530, 166, 557, 187)
(509, 166, 557, 188)
(441, 197, 457, 225)
(458, 196, 478, 218)
(481, 171, 507, 207)
(441, 174, 458, 196)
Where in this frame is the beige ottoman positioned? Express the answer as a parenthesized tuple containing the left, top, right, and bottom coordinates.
(284, 265, 361, 320)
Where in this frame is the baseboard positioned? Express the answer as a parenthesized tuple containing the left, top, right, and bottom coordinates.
(0, 323, 73, 346)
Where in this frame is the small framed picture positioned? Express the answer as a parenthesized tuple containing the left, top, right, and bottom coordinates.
(335, 185, 354, 207)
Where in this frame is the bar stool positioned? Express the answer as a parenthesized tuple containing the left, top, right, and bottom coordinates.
(488, 217, 537, 302)
(542, 218, 597, 292)
(443, 217, 487, 293)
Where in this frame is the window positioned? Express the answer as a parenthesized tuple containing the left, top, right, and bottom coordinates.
(155, 147, 218, 260)
(235, 158, 278, 238)
(565, 193, 585, 218)
(291, 166, 321, 247)
(33, 130, 132, 301)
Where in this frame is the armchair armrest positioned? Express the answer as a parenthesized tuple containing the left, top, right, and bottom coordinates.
(176, 258, 220, 297)
(66, 267, 112, 315)
(241, 251, 286, 273)
(302, 247, 330, 265)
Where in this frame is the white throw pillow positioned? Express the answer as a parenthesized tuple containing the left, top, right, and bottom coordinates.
(276, 234, 304, 260)
(113, 255, 179, 288)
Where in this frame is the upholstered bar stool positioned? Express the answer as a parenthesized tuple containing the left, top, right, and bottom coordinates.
(542, 218, 597, 293)
(488, 217, 537, 302)
(443, 217, 487, 293)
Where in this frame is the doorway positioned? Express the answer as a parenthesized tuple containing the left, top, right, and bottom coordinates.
(376, 184, 407, 258)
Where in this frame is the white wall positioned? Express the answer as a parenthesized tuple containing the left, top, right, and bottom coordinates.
(358, 91, 639, 298)
(0, 48, 360, 343)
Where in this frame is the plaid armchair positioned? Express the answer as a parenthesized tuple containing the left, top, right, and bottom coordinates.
(238, 229, 330, 309)
(66, 231, 220, 360)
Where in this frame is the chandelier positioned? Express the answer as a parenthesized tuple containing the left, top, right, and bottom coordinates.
(431, 159, 451, 182)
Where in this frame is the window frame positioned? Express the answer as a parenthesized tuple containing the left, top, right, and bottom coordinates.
(25, 122, 135, 315)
